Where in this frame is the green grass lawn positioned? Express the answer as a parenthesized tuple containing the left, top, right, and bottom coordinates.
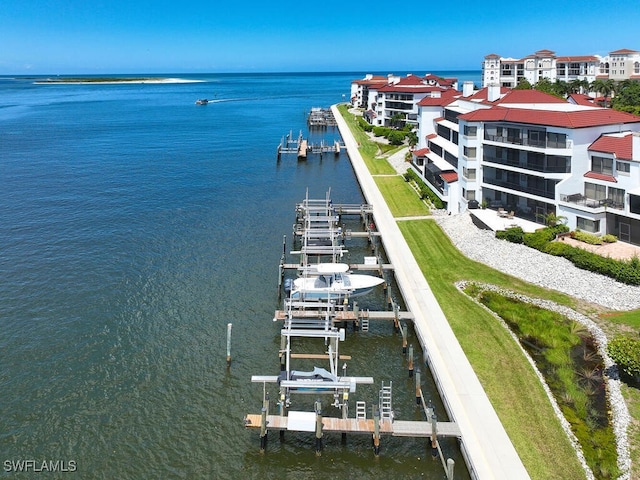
(337, 104, 397, 175)
(374, 176, 430, 217)
(337, 105, 592, 478)
(399, 219, 586, 479)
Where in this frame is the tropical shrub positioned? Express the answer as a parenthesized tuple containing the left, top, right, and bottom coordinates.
(386, 130, 405, 145)
(602, 234, 618, 243)
(496, 226, 524, 243)
(357, 117, 373, 132)
(403, 169, 444, 209)
(372, 126, 392, 137)
(573, 230, 603, 245)
(608, 335, 640, 378)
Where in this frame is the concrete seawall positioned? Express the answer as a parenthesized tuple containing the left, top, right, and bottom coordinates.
(332, 105, 530, 480)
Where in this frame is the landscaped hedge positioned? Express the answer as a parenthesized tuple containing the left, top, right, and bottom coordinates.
(495, 226, 524, 243)
(357, 117, 373, 132)
(497, 225, 640, 285)
(403, 169, 445, 209)
(372, 126, 393, 137)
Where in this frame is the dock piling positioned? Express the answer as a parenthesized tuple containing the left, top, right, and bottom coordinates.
(415, 369, 421, 405)
(260, 407, 268, 452)
(400, 322, 407, 353)
(408, 344, 414, 378)
(430, 413, 438, 458)
(226, 323, 232, 367)
(373, 407, 381, 456)
(446, 458, 455, 480)
(315, 400, 323, 456)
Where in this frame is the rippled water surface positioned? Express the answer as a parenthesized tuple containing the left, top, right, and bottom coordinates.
(0, 72, 480, 479)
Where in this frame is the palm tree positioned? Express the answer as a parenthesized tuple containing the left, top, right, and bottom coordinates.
(590, 79, 615, 107)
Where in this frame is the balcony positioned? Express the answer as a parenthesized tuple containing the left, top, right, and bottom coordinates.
(483, 154, 570, 174)
(484, 176, 556, 199)
(560, 193, 625, 210)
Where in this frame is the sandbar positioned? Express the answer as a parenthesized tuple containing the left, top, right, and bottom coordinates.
(34, 77, 204, 85)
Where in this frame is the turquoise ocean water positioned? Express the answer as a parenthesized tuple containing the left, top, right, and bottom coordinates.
(0, 72, 480, 479)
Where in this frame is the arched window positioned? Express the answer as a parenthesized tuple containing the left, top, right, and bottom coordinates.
(635, 62, 640, 74)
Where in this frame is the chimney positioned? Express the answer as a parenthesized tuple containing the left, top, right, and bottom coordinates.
(463, 81, 474, 97)
(487, 83, 501, 102)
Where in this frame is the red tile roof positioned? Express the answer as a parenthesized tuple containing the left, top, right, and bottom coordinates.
(467, 86, 510, 103)
(417, 90, 459, 107)
(568, 94, 595, 106)
(556, 56, 599, 62)
(440, 172, 458, 183)
(496, 89, 567, 105)
(589, 133, 633, 160)
(610, 48, 639, 55)
(584, 172, 617, 182)
(413, 148, 430, 156)
(459, 107, 640, 128)
(352, 76, 389, 86)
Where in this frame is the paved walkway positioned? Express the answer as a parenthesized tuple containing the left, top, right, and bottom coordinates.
(332, 106, 530, 479)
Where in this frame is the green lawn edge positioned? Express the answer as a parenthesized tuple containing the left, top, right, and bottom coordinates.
(374, 176, 431, 218)
(337, 104, 588, 479)
(399, 220, 587, 479)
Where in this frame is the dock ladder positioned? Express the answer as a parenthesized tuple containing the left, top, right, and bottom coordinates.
(360, 309, 370, 332)
(379, 381, 393, 422)
(356, 401, 367, 420)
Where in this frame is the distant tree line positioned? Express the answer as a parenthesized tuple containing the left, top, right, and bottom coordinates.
(514, 78, 640, 114)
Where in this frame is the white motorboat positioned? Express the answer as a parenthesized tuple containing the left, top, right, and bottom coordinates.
(286, 263, 384, 300)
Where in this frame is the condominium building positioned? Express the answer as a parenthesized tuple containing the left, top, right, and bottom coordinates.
(412, 84, 640, 245)
(351, 73, 458, 127)
(482, 48, 640, 87)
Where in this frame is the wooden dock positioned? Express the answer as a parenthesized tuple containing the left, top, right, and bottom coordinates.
(307, 107, 338, 127)
(244, 414, 460, 438)
(249, 191, 459, 478)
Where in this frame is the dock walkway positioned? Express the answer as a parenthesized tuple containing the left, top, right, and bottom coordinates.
(332, 105, 530, 479)
(245, 414, 460, 437)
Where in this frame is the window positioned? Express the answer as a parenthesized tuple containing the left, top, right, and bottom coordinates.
(608, 187, 625, 209)
(463, 146, 476, 159)
(591, 156, 613, 175)
(577, 217, 600, 233)
(585, 182, 606, 200)
(463, 125, 477, 137)
(527, 129, 545, 147)
(547, 132, 567, 148)
(466, 190, 476, 201)
(437, 124, 451, 140)
(463, 167, 476, 180)
(616, 161, 630, 175)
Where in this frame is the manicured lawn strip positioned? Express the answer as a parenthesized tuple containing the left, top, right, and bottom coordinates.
(599, 309, 640, 329)
(374, 176, 430, 217)
(398, 219, 585, 479)
(337, 104, 396, 175)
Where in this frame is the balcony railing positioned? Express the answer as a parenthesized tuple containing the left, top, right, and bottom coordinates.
(560, 193, 625, 210)
(483, 155, 570, 173)
(485, 133, 568, 149)
(484, 177, 555, 199)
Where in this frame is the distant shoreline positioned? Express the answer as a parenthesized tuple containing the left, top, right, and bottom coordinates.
(33, 77, 204, 85)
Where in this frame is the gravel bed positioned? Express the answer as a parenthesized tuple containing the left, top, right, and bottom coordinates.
(435, 212, 640, 311)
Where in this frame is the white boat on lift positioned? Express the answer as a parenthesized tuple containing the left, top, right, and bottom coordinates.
(286, 263, 384, 301)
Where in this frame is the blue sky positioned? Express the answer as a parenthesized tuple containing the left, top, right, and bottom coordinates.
(2, 0, 639, 74)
